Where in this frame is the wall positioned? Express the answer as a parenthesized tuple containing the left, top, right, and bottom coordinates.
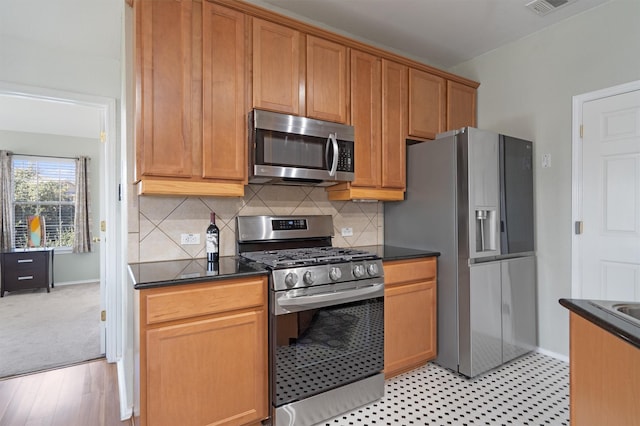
(0, 130, 101, 284)
(127, 187, 383, 263)
(450, 0, 640, 357)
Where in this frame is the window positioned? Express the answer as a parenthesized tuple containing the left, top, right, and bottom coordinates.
(12, 156, 76, 249)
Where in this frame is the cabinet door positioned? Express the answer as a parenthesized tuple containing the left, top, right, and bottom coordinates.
(408, 68, 445, 140)
(202, 3, 246, 181)
(136, 0, 192, 178)
(146, 309, 268, 426)
(306, 35, 348, 123)
(381, 59, 407, 189)
(384, 280, 437, 378)
(350, 50, 381, 188)
(252, 18, 303, 115)
(446, 80, 477, 130)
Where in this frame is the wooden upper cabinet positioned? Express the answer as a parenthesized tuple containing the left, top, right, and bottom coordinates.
(252, 18, 303, 115)
(350, 50, 381, 188)
(136, 0, 192, 178)
(202, 2, 246, 181)
(326, 51, 404, 201)
(381, 59, 407, 190)
(306, 36, 348, 123)
(447, 80, 477, 130)
(409, 69, 446, 140)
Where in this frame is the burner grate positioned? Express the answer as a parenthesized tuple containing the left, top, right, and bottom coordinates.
(241, 247, 376, 268)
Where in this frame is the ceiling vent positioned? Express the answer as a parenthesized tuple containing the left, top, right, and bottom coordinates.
(526, 0, 574, 16)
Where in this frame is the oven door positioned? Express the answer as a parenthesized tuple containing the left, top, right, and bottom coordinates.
(271, 280, 384, 409)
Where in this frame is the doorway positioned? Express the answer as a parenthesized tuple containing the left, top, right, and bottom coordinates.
(0, 82, 121, 374)
(572, 80, 640, 300)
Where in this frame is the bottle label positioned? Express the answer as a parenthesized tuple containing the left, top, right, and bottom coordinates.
(206, 234, 218, 253)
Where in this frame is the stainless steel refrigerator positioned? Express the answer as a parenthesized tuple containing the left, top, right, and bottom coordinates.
(385, 127, 537, 378)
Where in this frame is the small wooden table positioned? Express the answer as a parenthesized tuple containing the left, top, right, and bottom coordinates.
(0, 248, 55, 297)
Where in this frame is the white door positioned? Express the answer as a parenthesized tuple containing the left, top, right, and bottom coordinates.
(576, 87, 640, 301)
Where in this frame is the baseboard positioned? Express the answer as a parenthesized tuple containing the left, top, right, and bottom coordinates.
(54, 279, 100, 286)
(536, 347, 569, 363)
(117, 358, 134, 421)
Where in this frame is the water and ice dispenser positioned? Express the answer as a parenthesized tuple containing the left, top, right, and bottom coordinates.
(475, 209, 497, 253)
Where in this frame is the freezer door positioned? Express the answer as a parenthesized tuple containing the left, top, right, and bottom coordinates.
(465, 128, 501, 259)
(499, 136, 534, 255)
(502, 256, 537, 362)
(461, 261, 502, 377)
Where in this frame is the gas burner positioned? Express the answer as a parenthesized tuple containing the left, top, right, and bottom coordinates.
(236, 215, 383, 291)
(241, 247, 377, 269)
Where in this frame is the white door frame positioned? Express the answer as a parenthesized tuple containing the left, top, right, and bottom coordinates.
(0, 81, 121, 362)
(571, 79, 640, 297)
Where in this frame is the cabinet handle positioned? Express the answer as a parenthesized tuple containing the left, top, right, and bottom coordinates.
(18, 275, 34, 281)
(17, 259, 34, 263)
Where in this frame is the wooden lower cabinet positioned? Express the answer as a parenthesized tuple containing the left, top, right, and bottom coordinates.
(569, 313, 640, 425)
(138, 276, 268, 426)
(383, 257, 437, 378)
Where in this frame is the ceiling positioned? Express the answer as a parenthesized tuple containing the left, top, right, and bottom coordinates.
(245, 0, 611, 69)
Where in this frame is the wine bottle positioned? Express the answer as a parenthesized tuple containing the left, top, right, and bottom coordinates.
(206, 212, 219, 262)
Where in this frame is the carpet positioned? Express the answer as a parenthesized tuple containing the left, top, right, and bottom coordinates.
(0, 282, 103, 378)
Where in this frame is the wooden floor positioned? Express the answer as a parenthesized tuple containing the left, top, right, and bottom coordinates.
(0, 358, 132, 426)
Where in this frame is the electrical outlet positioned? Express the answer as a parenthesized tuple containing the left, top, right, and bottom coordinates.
(542, 153, 552, 168)
(341, 227, 353, 237)
(180, 233, 200, 245)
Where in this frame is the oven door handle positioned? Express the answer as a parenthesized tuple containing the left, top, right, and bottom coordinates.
(276, 283, 384, 314)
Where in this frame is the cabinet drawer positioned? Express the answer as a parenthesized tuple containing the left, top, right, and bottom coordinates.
(3, 257, 46, 276)
(143, 276, 267, 325)
(3, 252, 46, 271)
(384, 257, 436, 285)
(3, 268, 48, 288)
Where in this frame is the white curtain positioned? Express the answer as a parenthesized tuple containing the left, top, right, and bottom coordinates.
(73, 156, 92, 253)
(0, 151, 14, 250)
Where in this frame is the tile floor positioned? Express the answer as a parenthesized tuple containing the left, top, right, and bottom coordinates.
(322, 352, 569, 426)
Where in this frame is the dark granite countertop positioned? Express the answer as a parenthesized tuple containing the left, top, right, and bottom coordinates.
(355, 245, 440, 261)
(129, 256, 269, 290)
(129, 245, 439, 290)
(559, 298, 640, 349)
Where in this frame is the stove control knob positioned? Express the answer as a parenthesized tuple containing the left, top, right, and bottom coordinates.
(303, 271, 315, 285)
(367, 263, 379, 276)
(353, 264, 365, 278)
(285, 272, 298, 288)
(329, 267, 342, 281)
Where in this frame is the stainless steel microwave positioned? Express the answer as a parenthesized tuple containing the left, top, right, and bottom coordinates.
(248, 109, 355, 186)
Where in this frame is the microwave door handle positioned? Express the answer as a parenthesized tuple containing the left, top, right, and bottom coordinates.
(328, 132, 338, 176)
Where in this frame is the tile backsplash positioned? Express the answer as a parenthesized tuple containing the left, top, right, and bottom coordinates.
(128, 185, 384, 263)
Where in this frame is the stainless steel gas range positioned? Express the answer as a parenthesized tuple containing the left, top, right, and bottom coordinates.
(237, 215, 384, 426)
